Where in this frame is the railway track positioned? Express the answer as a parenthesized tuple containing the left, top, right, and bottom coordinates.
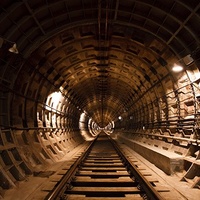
(45, 133, 166, 200)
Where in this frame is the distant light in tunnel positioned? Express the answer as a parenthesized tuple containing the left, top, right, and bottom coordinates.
(172, 64, 183, 72)
(118, 116, 122, 120)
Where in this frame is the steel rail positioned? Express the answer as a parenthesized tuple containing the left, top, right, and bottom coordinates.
(45, 133, 164, 200)
(45, 139, 96, 200)
(109, 136, 164, 200)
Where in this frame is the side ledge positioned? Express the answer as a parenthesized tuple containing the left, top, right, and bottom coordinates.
(118, 136, 184, 175)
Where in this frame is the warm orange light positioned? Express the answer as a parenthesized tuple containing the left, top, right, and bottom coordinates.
(172, 64, 183, 72)
(45, 91, 63, 110)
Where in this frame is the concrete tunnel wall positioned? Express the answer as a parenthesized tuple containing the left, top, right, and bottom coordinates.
(0, 0, 200, 195)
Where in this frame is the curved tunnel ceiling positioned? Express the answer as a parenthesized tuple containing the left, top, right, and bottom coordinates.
(1, 0, 200, 134)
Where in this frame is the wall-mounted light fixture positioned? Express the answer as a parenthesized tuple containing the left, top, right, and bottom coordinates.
(172, 52, 195, 73)
(0, 37, 19, 54)
(182, 54, 194, 66)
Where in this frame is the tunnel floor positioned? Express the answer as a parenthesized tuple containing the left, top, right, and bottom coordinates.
(3, 140, 200, 200)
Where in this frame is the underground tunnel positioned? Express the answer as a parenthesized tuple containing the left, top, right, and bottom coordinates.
(0, 0, 200, 199)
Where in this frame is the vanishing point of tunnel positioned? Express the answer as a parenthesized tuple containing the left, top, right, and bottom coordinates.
(0, 0, 200, 199)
